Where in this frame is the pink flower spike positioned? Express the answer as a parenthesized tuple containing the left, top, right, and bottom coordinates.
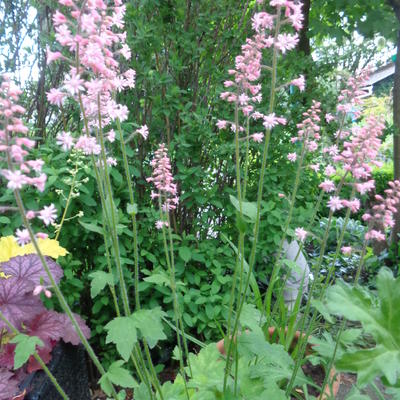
(295, 227, 307, 242)
(2, 170, 26, 190)
(287, 153, 297, 162)
(341, 246, 352, 255)
(38, 204, 57, 226)
(15, 228, 30, 245)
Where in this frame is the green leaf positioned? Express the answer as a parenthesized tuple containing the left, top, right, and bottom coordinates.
(131, 308, 167, 348)
(79, 220, 104, 235)
(89, 271, 114, 298)
(105, 317, 138, 361)
(99, 360, 138, 396)
(143, 273, 170, 286)
(10, 334, 43, 369)
(179, 246, 191, 263)
(0, 216, 10, 224)
(326, 268, 400, 386)
(336, 346, 400, 386)
(127, 203, 138, 215)
(229, 195, 257, 222)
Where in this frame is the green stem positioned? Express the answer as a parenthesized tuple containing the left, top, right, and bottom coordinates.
(263, 140, 307, 318)
(55, 162, 78, 241)
(159, 203, 189, 400)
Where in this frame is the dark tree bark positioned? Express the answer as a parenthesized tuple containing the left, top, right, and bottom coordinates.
(298, 0, 311, 56)
(388, 0, 400, 246)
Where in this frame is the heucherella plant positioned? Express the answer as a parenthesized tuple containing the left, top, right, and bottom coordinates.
(2, 0, 400, 399)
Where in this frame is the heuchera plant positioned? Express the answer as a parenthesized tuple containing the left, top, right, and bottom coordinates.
(0, 243, 90, 400)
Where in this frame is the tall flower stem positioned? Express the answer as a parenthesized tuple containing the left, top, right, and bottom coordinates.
(159, 202, 190, 400)
(224, 9, 282, 390)
(263, 140, 307, 318)
(0, 311, 70, 400)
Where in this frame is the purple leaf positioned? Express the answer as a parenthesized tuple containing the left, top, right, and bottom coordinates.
(0, 255, 63, 287)
(0, 344, 15, 369)
(0, 278, 44, 331)
(25, 310, 65, 343)
(0, 369, 19, 400)
(59, 313, 91, 345)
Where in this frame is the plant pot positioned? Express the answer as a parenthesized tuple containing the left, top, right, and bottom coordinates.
(18, 342, 91, 400)
(216, 327, 341, 400)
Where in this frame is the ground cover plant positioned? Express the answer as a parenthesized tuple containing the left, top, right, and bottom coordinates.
(1, 0, 400, 399)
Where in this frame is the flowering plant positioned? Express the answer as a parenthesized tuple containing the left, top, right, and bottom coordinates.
(1, 0, 400, 399)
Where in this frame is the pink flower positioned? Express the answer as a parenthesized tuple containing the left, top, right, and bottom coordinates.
(309, 164, 319, 172)
(2, 170, 26, 190)
(36, 232, 49, 240)
(325, 113, 335, 123)
(216, 120, 228, 130)
(64, 73, 84, 95)
(47, 88, 65, 106)
(15, 228, 30, 245)
(46, 47, 63, 64)
(252, 132, 264, 142)
(287, 153, 297, 162)
(107, 130, 116, 143)
(155, 220, 169, 230)
(33, 285, 52, 298)
(106, 157, 117, 167)
(136, 125, 149, 140)
(38, 204, 57, 226)
(278, 193, 285, 198)
(327, 196, 343, 212)
(290, 75, 305, 92)
(75, 135, 101, 155)
(56, 131, 74, 151)
(319, 180, 335, 193)
(263, 113, 280, 129)
(295, 227, 307, 242)
(26, 210, 36, 220)
(341, 246, 352, 255)
(325, 165, 336, 177)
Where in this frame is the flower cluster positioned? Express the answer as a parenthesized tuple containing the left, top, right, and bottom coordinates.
(48, 0, 138, 157)
(0, 75, 57, 233)
(0, 76, 46, 192)
(363, 180, 400, 241)
(147, 144, 179, 223)
(217, 1, 302, 141)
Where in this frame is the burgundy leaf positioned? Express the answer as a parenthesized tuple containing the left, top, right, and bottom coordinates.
(0, 369, 19, 400)
(0, 255, 63, 287)
(0, 278, 44, 331)
(25, 311, 65, 343)
(59, 313, 91, 345)
(0, 343, 15, 369)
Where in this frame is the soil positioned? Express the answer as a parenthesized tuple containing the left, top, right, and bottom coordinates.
(290, 362, 327, 399)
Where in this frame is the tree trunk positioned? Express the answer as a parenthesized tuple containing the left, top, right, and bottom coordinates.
(298, 0, 311, 56)
(388, 0, 400, 246)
